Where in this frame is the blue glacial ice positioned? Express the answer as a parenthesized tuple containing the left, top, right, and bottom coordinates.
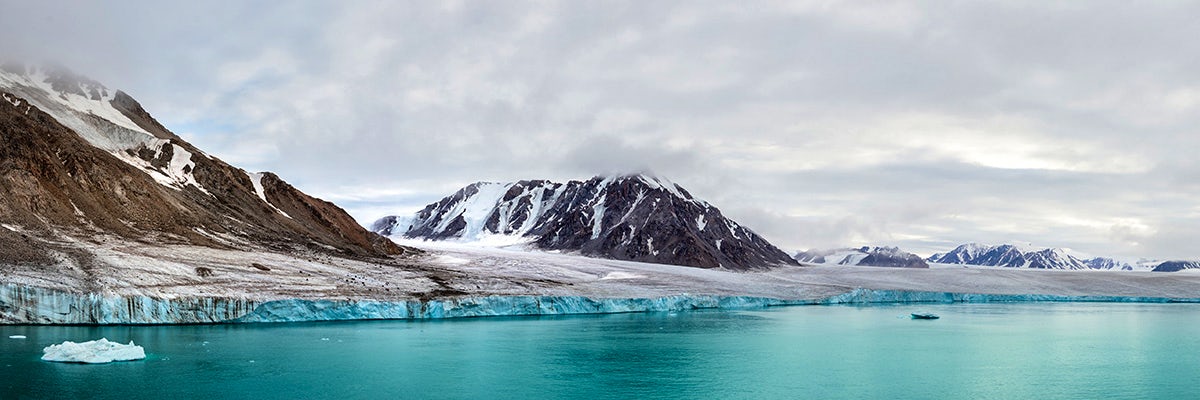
(232, 295, 809, 323)
(0, 284, 257, 324)
(2, 283, 1198, 325)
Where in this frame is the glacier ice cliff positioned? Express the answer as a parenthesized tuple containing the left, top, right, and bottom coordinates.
(0, 284, 257, 324)
(2, 283, 1198, 325)
(232, 295, 809, 323)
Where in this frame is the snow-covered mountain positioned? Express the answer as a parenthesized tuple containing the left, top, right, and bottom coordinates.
(1151, 261, 1200, 272)
(371, 174, 798, 270)
(0, 63, 405, 265)
(927, 243, 1162, 271)
(795, 246, 929, 268)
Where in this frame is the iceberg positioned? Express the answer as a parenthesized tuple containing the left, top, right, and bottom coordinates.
(41, 338, 146, 364)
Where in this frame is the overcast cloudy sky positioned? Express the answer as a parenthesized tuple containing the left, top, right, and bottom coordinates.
(4, 1, 1200, 259)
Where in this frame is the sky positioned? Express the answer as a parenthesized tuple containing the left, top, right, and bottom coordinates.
(3, 1, 1200, 259)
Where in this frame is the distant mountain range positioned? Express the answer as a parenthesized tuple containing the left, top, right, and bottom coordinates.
(926, 243, 1196, 272)
(794, 247, 928, 268)
(371, 174, 797, 270)
(794, 242, 1198, 272)
(928, 243, 1143, 270)
(929, 243, 1098, 270)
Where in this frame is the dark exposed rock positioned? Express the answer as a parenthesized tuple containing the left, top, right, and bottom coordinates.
(0, 228, 54, 266)
(109, 90, 188, 143)
(375, 175, 797, 271)
(1152, 261, 1200, 272)
(258, 172, 405, 256)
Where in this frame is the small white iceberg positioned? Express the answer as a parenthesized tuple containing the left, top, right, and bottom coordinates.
(41, 338, 146, 364)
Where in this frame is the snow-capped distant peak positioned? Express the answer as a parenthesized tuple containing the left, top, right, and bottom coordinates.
(795, 246, 929, 268)
(927, 242, 1159, 271)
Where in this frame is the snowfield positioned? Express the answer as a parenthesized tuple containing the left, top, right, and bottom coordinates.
(3, 236, 1200, 324)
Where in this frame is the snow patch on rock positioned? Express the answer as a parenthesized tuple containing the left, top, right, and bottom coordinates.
(247, 171, 291, 218)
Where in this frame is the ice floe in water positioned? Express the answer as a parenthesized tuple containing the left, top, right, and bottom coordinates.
(42, 338, 146, 364)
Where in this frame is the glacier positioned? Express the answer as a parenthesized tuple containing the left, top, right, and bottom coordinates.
(2, 283, 1199, 325)
(41, 338, 146, 364)
(0, 284, 257, 324)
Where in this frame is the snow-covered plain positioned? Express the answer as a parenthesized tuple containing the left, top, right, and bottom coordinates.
(41, 338, 146, 364)
(3, 236, 1200, 324)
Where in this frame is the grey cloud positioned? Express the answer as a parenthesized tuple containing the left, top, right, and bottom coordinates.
(3, 1, 1199, 260)
(554, 136, 700, 178)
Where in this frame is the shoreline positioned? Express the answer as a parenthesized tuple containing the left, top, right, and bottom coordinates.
(3, 283, 1199, 325)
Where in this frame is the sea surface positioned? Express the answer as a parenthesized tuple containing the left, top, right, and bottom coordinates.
(2, 302, 1198, 399)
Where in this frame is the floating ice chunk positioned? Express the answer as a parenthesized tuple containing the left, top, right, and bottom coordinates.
(41, 338, 146, 364)
(9, 335, 26, 339)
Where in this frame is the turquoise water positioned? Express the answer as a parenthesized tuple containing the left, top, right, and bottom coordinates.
(2, 303, 1198, 399)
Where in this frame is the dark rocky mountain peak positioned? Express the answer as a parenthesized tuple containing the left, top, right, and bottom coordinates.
(372, 173, 796, 270)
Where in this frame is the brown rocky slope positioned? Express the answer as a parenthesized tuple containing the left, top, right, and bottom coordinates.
(0, 65, 409, 271)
